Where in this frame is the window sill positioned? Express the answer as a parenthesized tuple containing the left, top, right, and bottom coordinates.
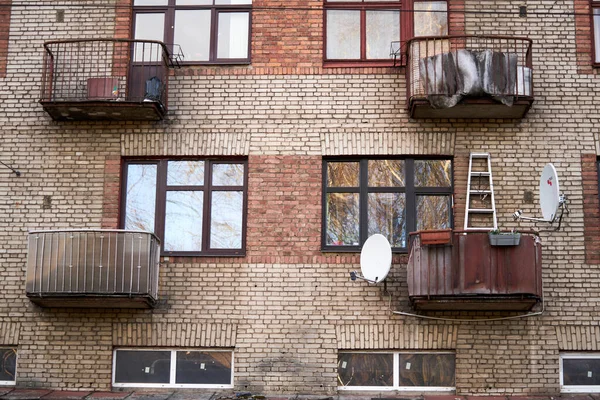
(177, 61, 251, 67)
(161, 251, 246, 258)
(321, 247, 408, 254)
(323, 60, 403, 69)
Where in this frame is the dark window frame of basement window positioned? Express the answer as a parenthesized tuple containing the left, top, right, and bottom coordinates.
(120, 157, 248, 257)
(132, 1, 252, 65)
(321, 156, 453, 253)
(322, 0, 448, 67)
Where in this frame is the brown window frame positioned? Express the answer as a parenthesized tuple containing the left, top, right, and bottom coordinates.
(132, 0, 252, 65)
(322, 157, 453, 253)
(323, 0, 447, 67)
(121, 157, 248, 257)
(592, 0, 600, 65)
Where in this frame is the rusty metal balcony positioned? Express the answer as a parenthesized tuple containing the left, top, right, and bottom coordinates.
(407, 230, 542, 311)
(26, 230, 160, 308)
(406, 35, 534, 119)
(40, 39, 180, 121)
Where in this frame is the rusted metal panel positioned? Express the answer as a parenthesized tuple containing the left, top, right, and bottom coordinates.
(407, 230, 542, 310)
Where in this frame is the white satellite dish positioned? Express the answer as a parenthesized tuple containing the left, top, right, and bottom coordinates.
(539, 163, 560, 222)
(513, 162, 569, 229)
(359, 234, 392, 283)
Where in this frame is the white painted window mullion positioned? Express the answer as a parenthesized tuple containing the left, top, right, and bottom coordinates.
(170, 350, 177, 384)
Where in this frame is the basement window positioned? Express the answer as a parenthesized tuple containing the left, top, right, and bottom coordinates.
(337, 351, 455, 391)
(113, 349, 233, 388)
(560, 353, 600, 392)
(0, 348, 17, 386)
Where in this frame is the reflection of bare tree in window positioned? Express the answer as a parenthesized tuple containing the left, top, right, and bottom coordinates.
(213, 164, 244, 186)
(337, 353, 394, 387)
(368, 193, 406, 247)
(399, 353, 455, 387)
(211, 191, 243, 249)
(165, 191, 203, 252)
(415, 160, 452, 187)
(368, 160, 405, 187)
(414, 1, 448, 37)
(0, 348, 16, 381)
(328, 162, 359, 187)
(417, 195, 450, 230)
(167, 161, 204, 186)
(126, 164, 157, 232)
(326, 193, 359, 245)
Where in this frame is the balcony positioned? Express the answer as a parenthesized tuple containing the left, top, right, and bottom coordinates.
(40, 39, 180, 121)
(406, 35, 534, 119)
(26, 230, 160, 308)
(407, 230, 542, 311)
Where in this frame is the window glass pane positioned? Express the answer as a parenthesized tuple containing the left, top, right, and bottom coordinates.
(368, 193, 406, 247)
(366, 10, 400, 59)
(114, 350, 171, 384)
(217, 12, 250, 59)
(133, 13, 165, 62)
(414, 1, 448, 37)
(165, 191, 203, 251)
(125, 164, 157, 232)
(416, 195, 450, 230)
(0, 348, 16, 382)
(326, 193, 359, 245)
(216, 0, 252, 4)
(167, 161, 205, 186)
(213, 163, 244, 186)
(338, 353, 393, 387)
(399, 353, 455, 387)
(595, 9, 600, 63)
(135, 0, 168, 4)
(368, 160, 405, 187)
(175, 10, 211, 62)
(211, 191, 243, 249)
(176, 0, 212, 4)
(327, 162, 359, 187)
(563, 358, 600, 386)
(326, 10, 360, 59)
(414, 160, 452, 187)
(176, 351, 232, 384)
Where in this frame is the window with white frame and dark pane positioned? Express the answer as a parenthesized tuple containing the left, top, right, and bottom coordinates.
(560, 353, 600, 392)
(322, 158, 452, 252)
(0, 348, 17, 386)
(337, 351, 455, 390)
(122, 159, 247, 256)
(132, 0, 251, 64)
(324, 0, 448, 64)
(113, 349, 233, 388)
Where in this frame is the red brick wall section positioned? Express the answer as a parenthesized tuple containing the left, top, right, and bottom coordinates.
(101, 156, 121, 229)
(448, 0, 466, 36)
(575, 0, 594, 74)
(0, 0, 11, 78)
(114, 0, 132, 40)
(582, 154, 600, 264)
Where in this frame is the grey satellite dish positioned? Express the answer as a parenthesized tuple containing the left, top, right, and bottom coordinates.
(513, 163, 569, 230)
(359, 234, 392, 283)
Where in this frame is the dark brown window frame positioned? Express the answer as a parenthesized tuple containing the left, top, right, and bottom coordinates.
(323, 0, 447, 67)
(322, 157, 453, 253)
(132, 0, 252, 65)
(592, 0, 600, 66)
(121, 157, 248, 257)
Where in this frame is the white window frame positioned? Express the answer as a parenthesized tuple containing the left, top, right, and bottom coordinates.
(560, 352, 600, 393)
(337, 350, 455, 392)
(0, 347, 17, 386)
(112, 348, 234, 389)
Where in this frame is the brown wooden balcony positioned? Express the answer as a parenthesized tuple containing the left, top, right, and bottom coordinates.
(407, 230, 542, 311)
(406, 35, 534, 119)
(26, 230, 160, 308)
(40, 39, 180, 121)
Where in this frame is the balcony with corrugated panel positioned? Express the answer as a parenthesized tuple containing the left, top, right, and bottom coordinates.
(407, 230, 542, 311)
(406, 35, 534, 119)
(26, 230, 160, 308)
(40, 39, 181, 121)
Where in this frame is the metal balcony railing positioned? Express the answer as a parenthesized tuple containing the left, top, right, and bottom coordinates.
(405, 35, 534, 118)
(40, 39, 181, 121)
(26, 230, 161, 308)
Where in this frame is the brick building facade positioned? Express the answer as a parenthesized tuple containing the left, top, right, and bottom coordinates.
(1, 0, 600, 395)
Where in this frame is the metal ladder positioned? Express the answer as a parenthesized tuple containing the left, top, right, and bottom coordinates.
(464, 152, 498, 231)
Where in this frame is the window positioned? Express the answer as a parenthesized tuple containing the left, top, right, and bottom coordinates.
(323, 158, 452, 252)
(337, 351, 455, 391)
(323, 0, 447, 64)
(0, 348, 16, 386)
(133, 0, 251, 64)
(122, 158, 247, 256)
(113, 349, 233, 388)
(560, 353, 600, 392)
(593, 0, 600, 63)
